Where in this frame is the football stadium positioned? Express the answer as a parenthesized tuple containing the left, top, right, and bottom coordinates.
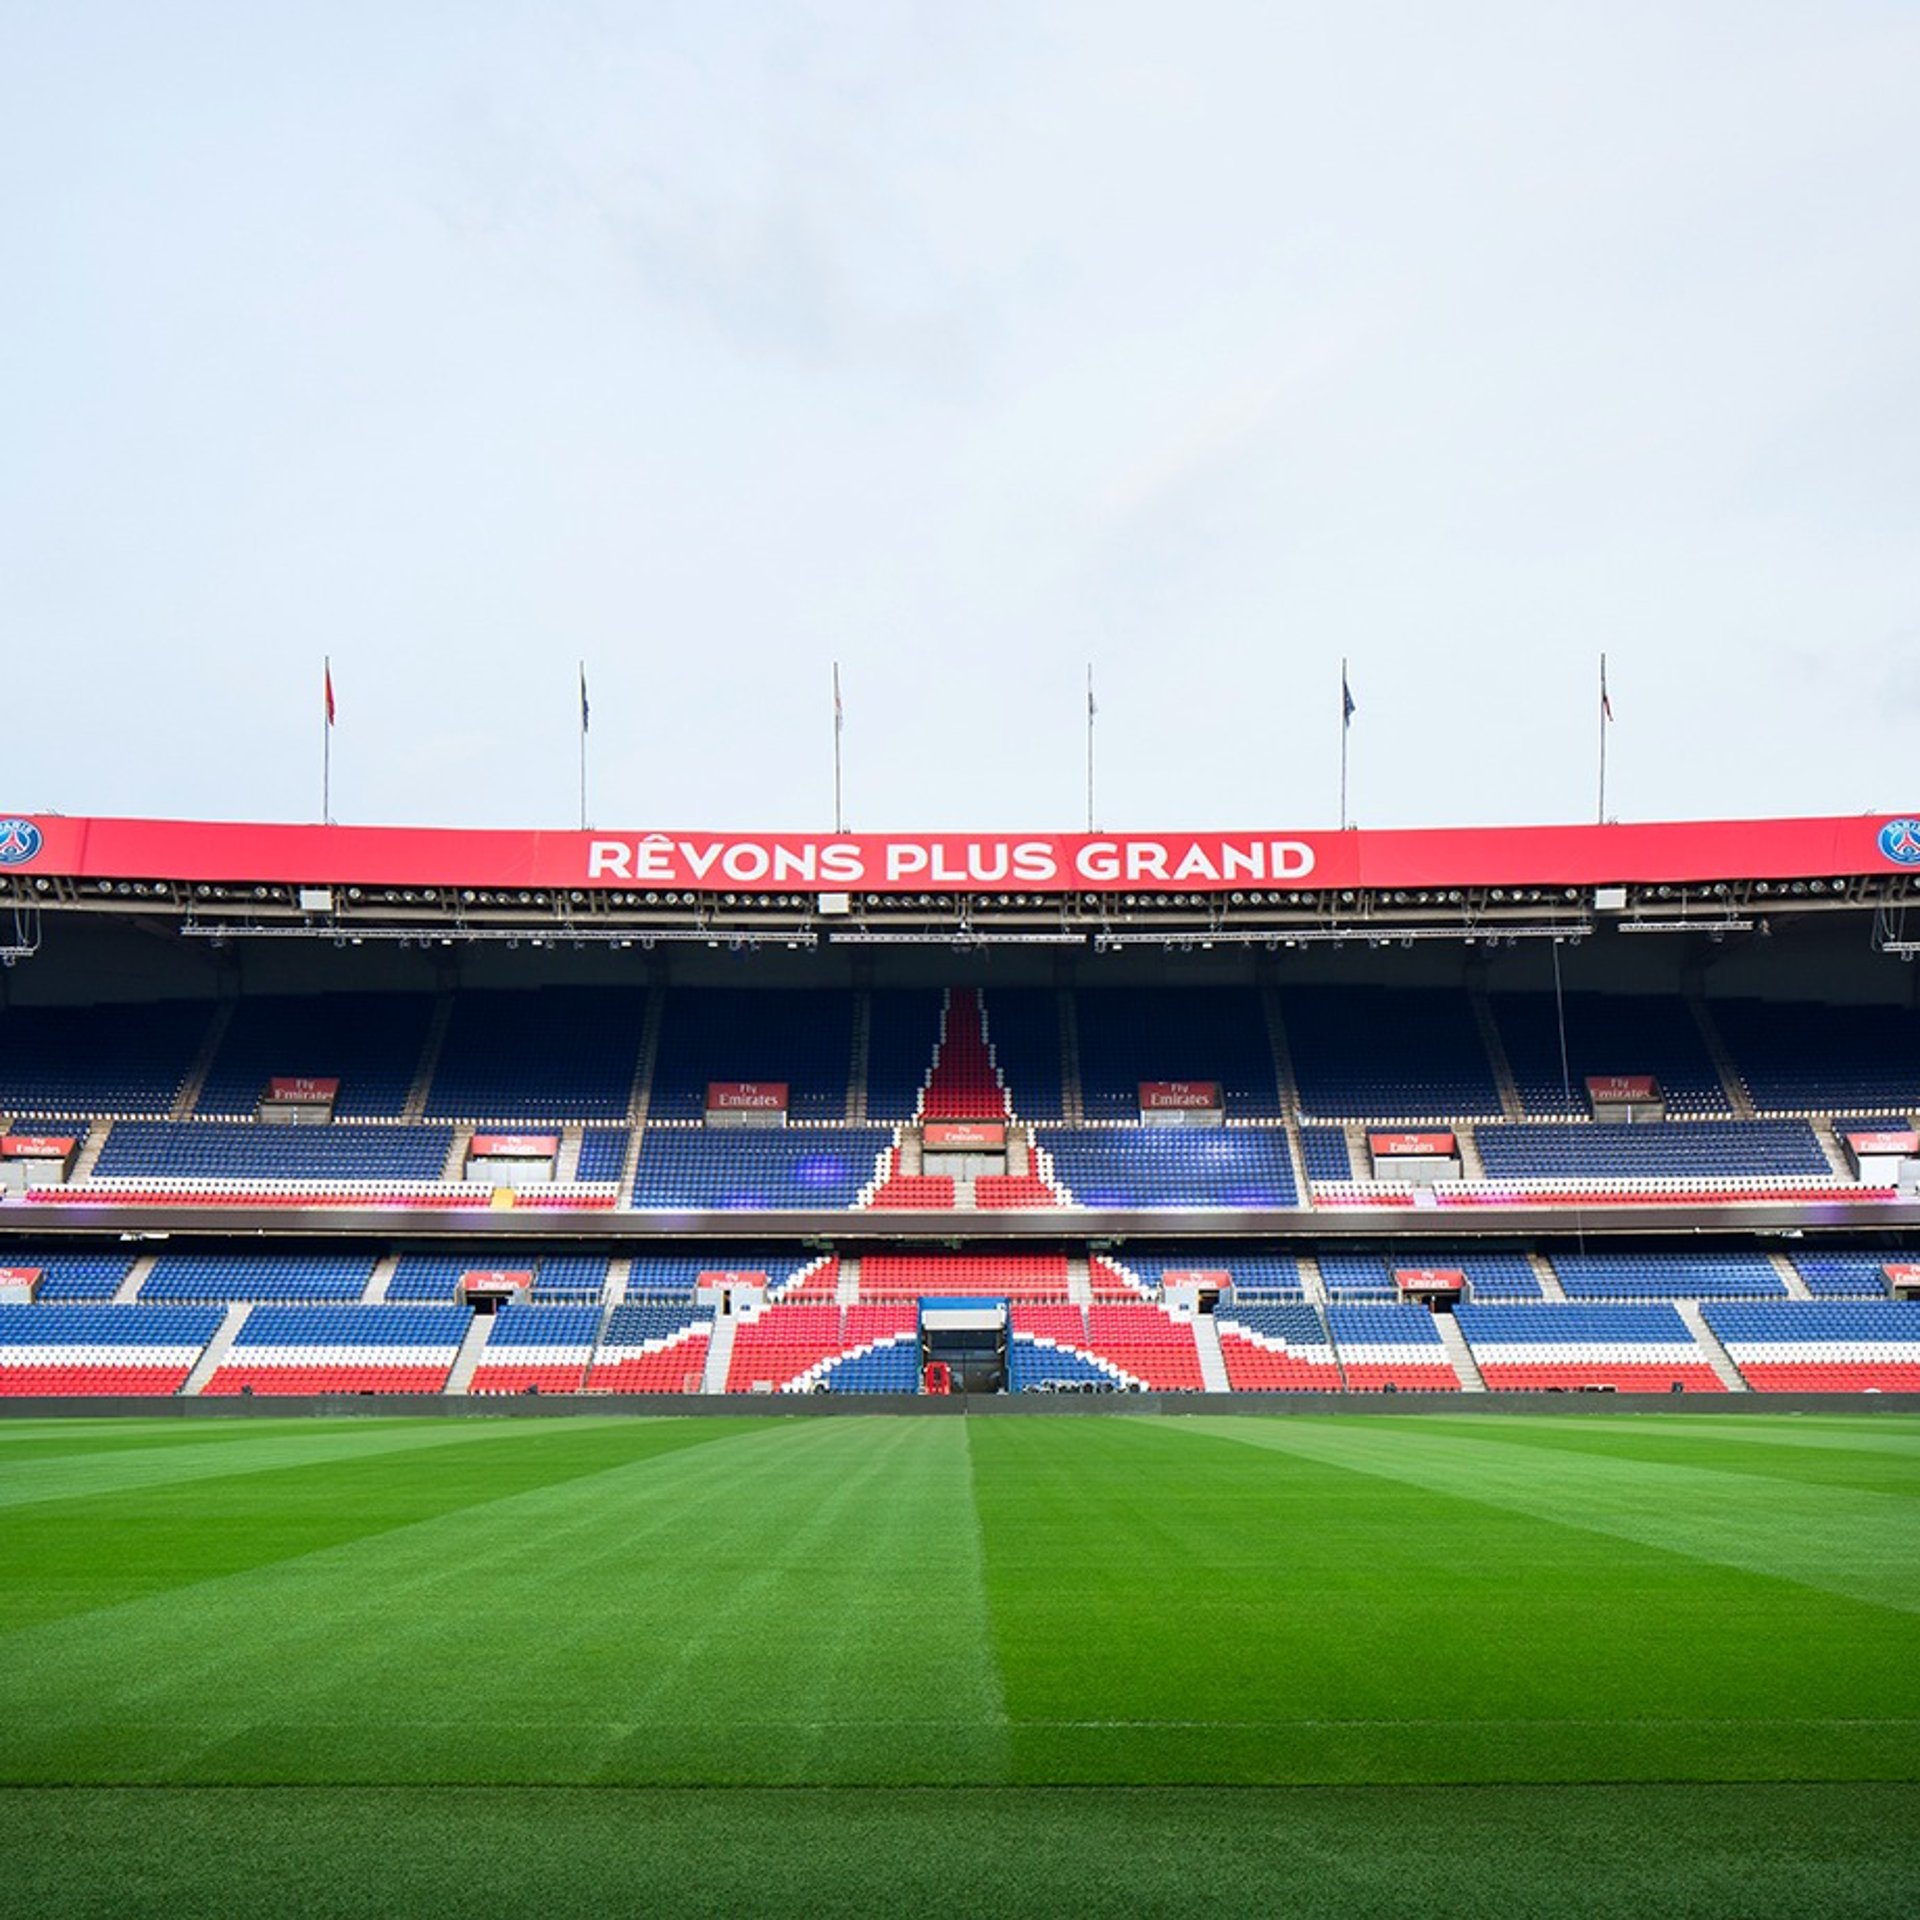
(1, 808, 1917, 1914)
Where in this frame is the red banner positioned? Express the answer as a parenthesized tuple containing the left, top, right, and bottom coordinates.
(696, 1270, 771, 1288)
(0, 1268, 44, 1285)
(266, 1077, 339, 1103)
(1394, 1268, 1466, 1292)
(469, 1134, 560, 1157)
(459, 1269, 533, 1291)
(706, 1082, 789, 1112)
(1882, 1264, 1920, 1286)
(1369, 1131, 1458, 1157)
(1585, 1075, 1660, 1100)
(924, 1122, 1007, 1149)
(0, 1137, 77, 1158)
(1162, 1268, 1233, 1287)
(1139, 1081, 1223, 1111)
(1845, 1131, 1919, 1155)
(2, 811, 1915, 896)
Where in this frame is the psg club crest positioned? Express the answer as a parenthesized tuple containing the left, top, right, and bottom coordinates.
(1878, 819, 1920, 866)
(0, 819, 42, 867)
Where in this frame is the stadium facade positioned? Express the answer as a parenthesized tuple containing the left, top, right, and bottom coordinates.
(4, 806, 1920, 1403)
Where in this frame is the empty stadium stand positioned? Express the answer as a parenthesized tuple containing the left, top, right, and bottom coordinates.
(0, 1303, 222, 1395)
(1454, 1303, 1725, 1393)
(1701, 1301, 1920, 1392)
(204, 1305, 467, 1395)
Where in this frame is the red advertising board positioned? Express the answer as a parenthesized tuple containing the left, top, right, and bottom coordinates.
(1585, 1075, 1660, 1100)
(1882, 1264, 1920, 1287)
(923, 1122, 1008, 1149)
(1139, 1081, 1223, 1111)
(0, 1137, 77, 1158)
(1844, 1131, 1920, 1156)
(1394, 1268, 1466, 1292)
(1368, 1131, 1458, 1157)
(0, 1268, 45, 1286)
(266, 1077, 339, 1103)
(706, 1082, 790, 1112)
(1162, 1268, 1233, 1288)
(3, 810, 1914, 896)
(469, 1134, 561, 1157)
(696, 1270, 772, 1289)
(459, 1269, 533, 1291)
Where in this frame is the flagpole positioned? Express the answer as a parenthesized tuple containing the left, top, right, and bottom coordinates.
(322, 655, 332, 825)
(1339, 657, 1350, 831)
(1597, 651, 1608, 825)
(1086, 664, 1096, 833)
(578, 662, 589, 831)
(833, 662, 844, 834)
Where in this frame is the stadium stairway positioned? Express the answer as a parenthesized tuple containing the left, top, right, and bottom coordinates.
(72, 1121, 113, 1183)
(847, 989, 871, 1121)
(1675, 1300, 1750, 1390)
(1528, 1252, 1567, 1300)
(1192, 1314, 1231, 1391)
(402, 994, 456, 1121)
(1469, 989, 1528, 1121)
(114, 1255, 154, 1303)
(444, 1312, 494, 1394)
(170, 1002, 233, 1119)
(1689, 995, 1757, 1119)
(180, 1304, 250, 1396)
(1296, 1254, 1329, 1304)
(363, 1255, 399, 1303)
(1433, 1312, 1487, 1390)
(701, 1311, 738, 1392)
(1057, 987, 1085, 1123)
(1771, 1251, 1812, 1300)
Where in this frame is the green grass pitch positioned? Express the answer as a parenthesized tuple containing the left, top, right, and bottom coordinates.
(1, 1411, 1916, 1916)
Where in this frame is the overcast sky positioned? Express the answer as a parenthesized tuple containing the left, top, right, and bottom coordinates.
(2, 2, 1916, 837)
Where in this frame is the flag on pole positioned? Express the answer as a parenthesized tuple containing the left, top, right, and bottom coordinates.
(579, 663, 590, 734)
(1342, 672, 1356, 727)
(324, 660, 336, 728)
(834, 663, 844, 734)
(1088, 666, 1098, 719)
(1600, 657, 1613, 723)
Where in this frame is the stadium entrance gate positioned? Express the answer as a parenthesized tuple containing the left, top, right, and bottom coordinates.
(920, 1300, 1007, 1395)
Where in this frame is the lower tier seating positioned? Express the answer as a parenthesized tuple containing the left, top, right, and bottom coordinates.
(1214, 1304, 1343, 1391)
(1455, 1303, 1725, 1392)
(1702, 1301, 1920, 1392)
(585, 1304, 711, 1392)
(204, 1305, 468, 1395)
(468, 1303, 601, 1394)
(1327, 1306, 1462, 1390)
(0, 1303, 222, 1395)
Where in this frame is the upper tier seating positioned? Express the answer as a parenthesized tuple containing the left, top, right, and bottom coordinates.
(1789, 1251, 1911, 1298)
(425, 988, 646, 1122)
(1550, 1250, 1786, 1301)
(531, 1254, 610, 1300)
(1041, 1128, 1298, 1209)
(1490, 991, 1730, 1118)
(140, 1251, 374, 1303)
(981, 990, 1067, 1121)
(1475, 1120, 1832, 1183)
(93, 1122, 453, 1182)
(1701, 1301, 1920, 1391)
(1326, 1304, 1461, 1389)
(574, 1132, 630, 1182)
(1285, 986, 1503, 1120)
(0, 1303, 223, 1395)
(629, 1128, 891, 1210)
(648, 989, 852, 1121)
(1713, 998, 1920, 1114)
(1315, 1253, 1402, 1300)
(0, 1000, 211, 1115)
(865, 991, 945, 1121)
(0, 1244, 133, 1301)
(1094, 1250, 1306, 1299)
(1321, 1250, 1542, 1300)
(919, 989, 1011, 1121)
(205, 1304, 467, 1395)
(197, 993, 434, 1118)
(1454, 1303, 1724, 1392)
(1076, 987, 1284, 1120)
(1298, 1129, 1353, 1182)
